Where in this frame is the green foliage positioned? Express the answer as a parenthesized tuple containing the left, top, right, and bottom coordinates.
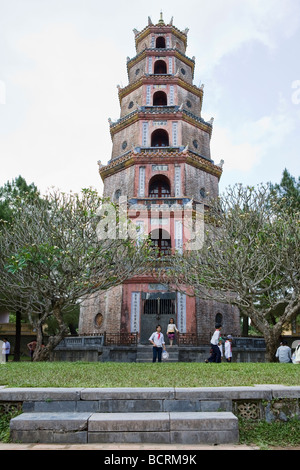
(239, 417, 300, 449)
(0, 175, 39, 224)
(0, 409, 21, 443)
(270, 168, 300, 212)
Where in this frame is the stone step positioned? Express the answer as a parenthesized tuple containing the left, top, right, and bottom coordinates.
(10, 411, 239, 445)
(136, 346, 179, 363)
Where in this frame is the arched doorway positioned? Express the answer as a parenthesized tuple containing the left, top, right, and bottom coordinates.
(215, 313, 223, 326)
(151, 129, 169, 147)
(149, 175, 171, 198)
(153, 91, 167, 106)
(140, 291, 176, 344)
(154, 60, 167, 74)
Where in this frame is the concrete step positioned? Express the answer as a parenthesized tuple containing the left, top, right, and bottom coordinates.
(136, 346, 179, 363)
(10, 411, 239, 445)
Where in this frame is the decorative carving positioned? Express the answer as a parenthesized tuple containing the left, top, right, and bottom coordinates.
(236, 402, 261, 420)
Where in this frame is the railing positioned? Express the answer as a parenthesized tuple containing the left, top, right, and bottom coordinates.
(178, 333, 200, 346)
(55, 335, 105, 349)
(128, 197, 198, 211)
(104, 332, 139, 346)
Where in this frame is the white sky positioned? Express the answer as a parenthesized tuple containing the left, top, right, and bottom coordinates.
(0, 0, 299, 195)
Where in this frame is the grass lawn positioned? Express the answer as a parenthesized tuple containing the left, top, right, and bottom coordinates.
(0, 362, 299, 388)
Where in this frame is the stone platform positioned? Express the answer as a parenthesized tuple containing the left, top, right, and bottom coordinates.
(1, 386, 299, 445)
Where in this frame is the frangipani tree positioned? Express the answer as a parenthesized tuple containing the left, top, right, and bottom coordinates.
(167, 184, 300, 362)
(0, 189, 152, 361)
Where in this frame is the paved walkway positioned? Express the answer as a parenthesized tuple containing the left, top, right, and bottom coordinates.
(0, 442, 257, 450)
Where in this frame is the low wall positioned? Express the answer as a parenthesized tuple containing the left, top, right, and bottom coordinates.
(52, 346, 267, 363)
(1, 386, 300, 423)
(52, 336, 267, 363)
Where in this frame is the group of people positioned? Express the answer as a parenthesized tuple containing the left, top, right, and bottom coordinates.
(1, 338, 42, 362)
(205, 324, 233, 363)
(149, 322, 234, 364)
(276, 340, 300, 363)
(204, 325, 300, 364)
(3, 323, 300, 364)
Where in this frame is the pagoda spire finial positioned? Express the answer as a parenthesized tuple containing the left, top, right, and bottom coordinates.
(158, 10, 165, 25)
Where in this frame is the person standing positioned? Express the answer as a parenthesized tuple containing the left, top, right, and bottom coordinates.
(27, 339, 37, 362)
(149, 325, 166, 363)
(225, 335, 233, 362)
(205, 324, 222, 363)
(2, 338, 10, 362)
(166, 318, 178, 347)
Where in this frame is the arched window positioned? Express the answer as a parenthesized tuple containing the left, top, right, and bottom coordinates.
(156, 36, 166, 49)
(200, 188, 206, 199)
(149, 175, 171, 198)
(154, 60, 167, 74)
(151, 129, 169, 147)
(215, 313, 223, 326)
(153, 91, 167, 106)
(114, 189, 121, 201)
(150, 229, 171, 256)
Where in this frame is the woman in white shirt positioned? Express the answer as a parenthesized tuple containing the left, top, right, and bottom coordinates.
(166, 318, 179, 347)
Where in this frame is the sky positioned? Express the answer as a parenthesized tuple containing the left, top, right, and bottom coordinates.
(0, 0, 299, 196)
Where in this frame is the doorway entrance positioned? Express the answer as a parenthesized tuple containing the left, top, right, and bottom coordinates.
(140, 292, 176, 344)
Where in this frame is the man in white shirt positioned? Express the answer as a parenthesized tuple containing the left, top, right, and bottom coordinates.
(149, 325, 166, 363)
(205, 324, 222, 363)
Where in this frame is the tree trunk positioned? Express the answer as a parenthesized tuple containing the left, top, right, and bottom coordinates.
(241, 314, 249, 336)
(263, 329, 282, 363)
(33, 303, 68, 361)
(13, 310, 21, 362)
(34, 328, 68, 361)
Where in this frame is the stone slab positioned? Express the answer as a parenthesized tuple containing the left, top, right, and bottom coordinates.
(170, 412, 238, 431)
(170, 430, 239, 445)
(10, 412, 92, 431)
(108, 399, 163, 413)
(0, 388, 83, 402)
(23, 400, 77, 413)
(88, 412, 170, 432)
(163, 399, 201, 412)
(174, 387, 273, 400)
(270, 386, 300, 399)
(10, 429, 87, 444)
(88, 431, 171, 444)
(200, 400, 232, 412)
(80, 387, 175, 400)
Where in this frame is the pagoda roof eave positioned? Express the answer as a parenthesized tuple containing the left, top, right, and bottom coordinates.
(98, 149, 223, 181)
(134, 24, 188, 49)
(109, 107, 213, 137)
(118, 75, 203, 103)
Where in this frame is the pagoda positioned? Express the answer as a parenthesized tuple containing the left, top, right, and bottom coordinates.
(78, 14, 241, 359)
